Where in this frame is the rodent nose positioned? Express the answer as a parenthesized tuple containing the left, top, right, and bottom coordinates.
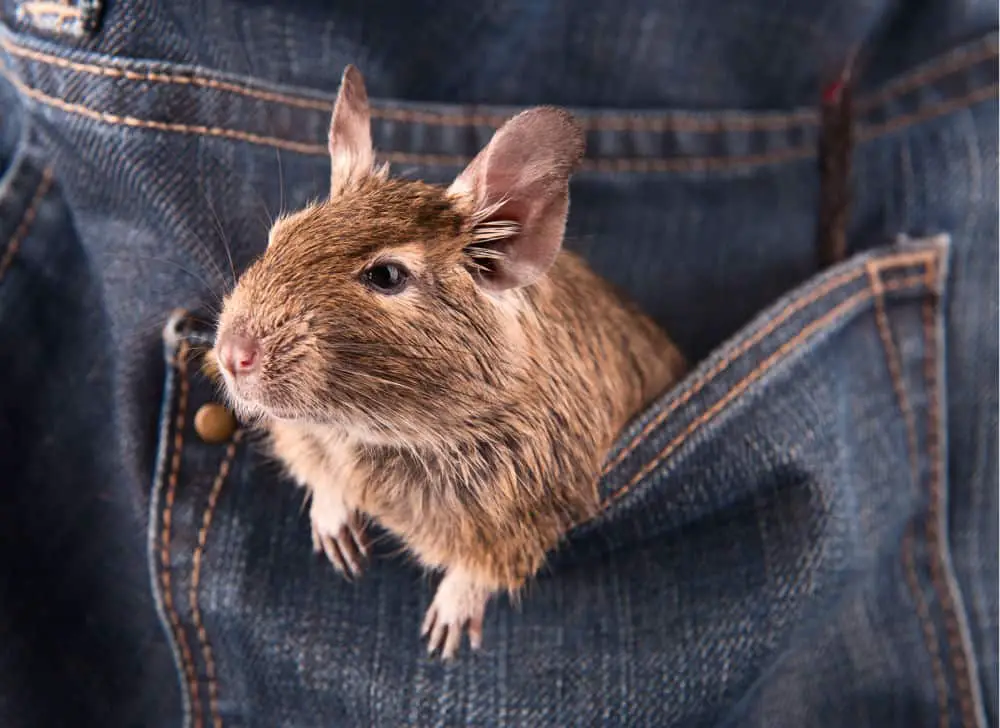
(218, 333, 260, 377)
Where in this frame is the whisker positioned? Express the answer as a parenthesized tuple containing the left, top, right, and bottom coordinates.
(275, 147, 286, 222)
(194, 140, 274, 239)
(127, 255, 225, 305)
(469, 221, 520, 245)
(201, 183, 238, 288)
(468, 195, 512, 226)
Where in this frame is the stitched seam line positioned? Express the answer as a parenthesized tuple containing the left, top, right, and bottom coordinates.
(2, 73, 328, 155)
(160, 339, 203, 726)
(1, 35, 995, 129)
(867, 262, 951, 728)
(867, 262, 922, 482)
(190, 430, 243, 728)
(922, 287, 980, 727)
(1, 64, 996, 168)
(856, 39, 998, 112)
(858, 86, 997, 142)
(601, 272, 927, 506)
(0, 167, 53, 284)
(0, 37, 334, 112)
(902, 528, 951, 728)
(603, 250, 939, 474)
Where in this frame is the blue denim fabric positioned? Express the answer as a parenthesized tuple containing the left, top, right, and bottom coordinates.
(0, 1, 996, 726)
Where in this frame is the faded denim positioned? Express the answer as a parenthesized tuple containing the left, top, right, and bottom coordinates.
(0, 1, 996, 726)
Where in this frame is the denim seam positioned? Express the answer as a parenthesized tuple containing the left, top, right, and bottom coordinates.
(855, 38, 998, 112)
(902, 526, 952, 728)
(0, 166, 51, 284)
(0, 36, 336, 112)
(602, 270, 930, 507)
(0, 33, 995, 130)
(160, 338, 203, 727)
(1, 64, 996, 168)
(190, 429, 243, 728)
(921, 281, 984, 727)
(1, 74, 328, 154)
(867, 261, 951, 728)
(867, 261, 921, 483)
(860, 86, 997, 143)
(604, 250, 939, 474)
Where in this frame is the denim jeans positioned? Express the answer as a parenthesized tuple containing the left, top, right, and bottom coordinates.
(0, 1, 996, 726)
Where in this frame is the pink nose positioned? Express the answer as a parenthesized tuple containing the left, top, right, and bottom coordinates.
(217, 333, 260, 377)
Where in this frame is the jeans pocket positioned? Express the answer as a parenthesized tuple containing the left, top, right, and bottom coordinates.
(0, 72, 169, 728)
(582, 234, 948, 547)
(546, 233, 960, 726)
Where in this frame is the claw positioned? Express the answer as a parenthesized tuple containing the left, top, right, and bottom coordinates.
(427, 619, 447, 657)
(337, 524, 365, 578)
(311, 516, 367, 581)
(320, 530, 350, 579)
(351, 523, 370, 560)
(441, 622, 463, 660)
(421, 617, 472, 660)
(468, 614, 484, 651)
(420, 570, 490, 660)
(421, 606, 437, 639)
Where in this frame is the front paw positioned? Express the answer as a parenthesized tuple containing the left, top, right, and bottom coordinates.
(310, 508, 369, 580)
(421, 570, 490, 660)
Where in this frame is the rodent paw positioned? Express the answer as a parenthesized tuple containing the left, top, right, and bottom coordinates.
(310, 511, 369, 581)
(421, 605, 483, 661)
(420, 572, 489, 660)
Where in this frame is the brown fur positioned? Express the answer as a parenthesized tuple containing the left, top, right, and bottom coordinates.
(211, 66, 686, 658)
(217, 177, 683, 584)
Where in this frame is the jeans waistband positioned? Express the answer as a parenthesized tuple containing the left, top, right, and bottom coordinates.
(0, 26, 996, 174)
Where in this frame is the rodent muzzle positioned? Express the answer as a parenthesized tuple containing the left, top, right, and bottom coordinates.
(216, 331, 260, 379)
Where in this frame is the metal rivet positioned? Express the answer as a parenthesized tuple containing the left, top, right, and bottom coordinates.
(194, 403, 237, 444)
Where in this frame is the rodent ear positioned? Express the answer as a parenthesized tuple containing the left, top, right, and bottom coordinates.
(448, 107, 585, 291)
(329, 65, 374, 196)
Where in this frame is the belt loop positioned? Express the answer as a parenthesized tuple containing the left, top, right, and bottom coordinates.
(15, 0, 104, 40)
(816, 48, 860, 269)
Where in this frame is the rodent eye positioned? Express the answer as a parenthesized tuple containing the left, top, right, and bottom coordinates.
(361, 262, 409, 294)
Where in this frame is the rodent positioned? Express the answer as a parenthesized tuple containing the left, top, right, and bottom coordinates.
(210, 65, 687, 660)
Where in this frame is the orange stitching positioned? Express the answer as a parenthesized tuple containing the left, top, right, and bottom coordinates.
(584, 84, 996, 173)
(602, 272, 927, 506)
(378, 107, 818, 132)
(855, 38, 999, 113)
(3, 35, 995, 131)
(190, 430, 243, 728)
(0, 38, 333, 112)
(902, 526, 951, 728)
(0, 38, 815, 130)
(160, 339, 204, 727)
(857, 84, 999, 142)
(3, 65, 996, 169)
(0, 167, 53, 283)
(865, 262, 921, 477)
(867, 262, 950, 728)
(3, 74, 328, 155)
(867, 250, 945, 273)
(603, 249, 940, 474)
(922, 295, 980, 728)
